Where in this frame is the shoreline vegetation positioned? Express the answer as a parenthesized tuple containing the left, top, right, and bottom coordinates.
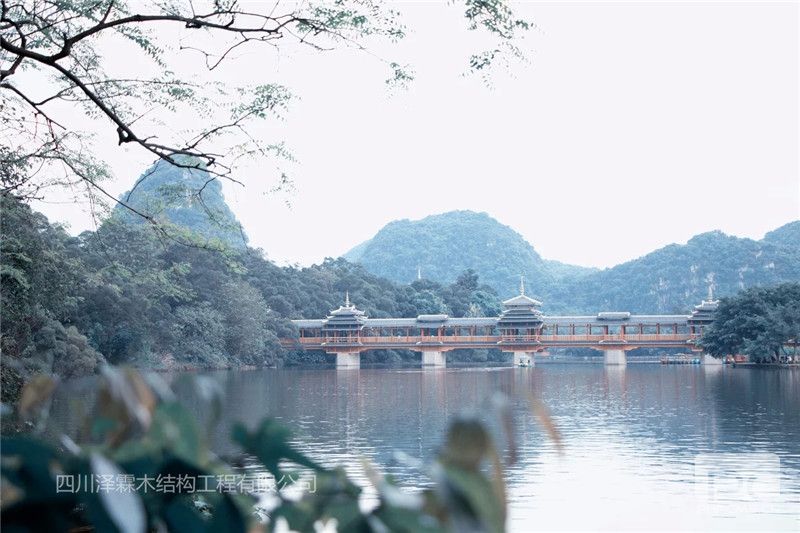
(2, 192, 799, 407)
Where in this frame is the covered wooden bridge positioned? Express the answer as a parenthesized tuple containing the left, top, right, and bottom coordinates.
(280, 284, 720, 368)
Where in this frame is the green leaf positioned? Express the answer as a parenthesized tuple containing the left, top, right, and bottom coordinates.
(439, 465, 504, 533)
(232, 419, 324, 480)
(149, 402, 203, 464)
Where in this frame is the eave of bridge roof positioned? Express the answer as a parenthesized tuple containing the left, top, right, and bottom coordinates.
(292, 317, 499, 329)
(364, 317, 498, 328)
(293, 319, 326, 328)
(363, 318, 419, 327)
(542, 315, 690, 325)
(445, 317, 500, 326)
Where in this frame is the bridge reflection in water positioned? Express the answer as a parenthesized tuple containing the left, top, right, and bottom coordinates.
(281, 285, 722, 368)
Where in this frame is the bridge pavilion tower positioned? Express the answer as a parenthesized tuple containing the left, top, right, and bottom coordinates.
(498, 277, 544, 366)
(322, 292, 367, 368)
(688, 286, 720, 365)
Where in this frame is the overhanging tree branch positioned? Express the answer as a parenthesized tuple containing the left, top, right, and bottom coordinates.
(1, 0, 530, 221)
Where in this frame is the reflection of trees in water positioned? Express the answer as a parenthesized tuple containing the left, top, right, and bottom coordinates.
(708, 368, 800, 456)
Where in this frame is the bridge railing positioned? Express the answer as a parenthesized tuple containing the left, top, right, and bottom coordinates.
(529, 334, 696, 343)
(361, 335, 501, 344)
(307, 337, 360, 344)
(295, 335, 502, 345)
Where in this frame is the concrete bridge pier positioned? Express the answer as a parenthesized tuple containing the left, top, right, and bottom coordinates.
(603, 349, 627, 366)
(512, 351, 534, 367)
(334, 352, 360, 369)
(421, 350, 446, 367)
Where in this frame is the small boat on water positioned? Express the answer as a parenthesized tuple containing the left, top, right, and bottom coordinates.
(661, 354, 700, 365)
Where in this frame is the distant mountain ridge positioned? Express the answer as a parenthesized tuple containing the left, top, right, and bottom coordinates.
(345, 211, 800, 314)
(763, 220, 800, 248)
(344, 211, 597, 299)
(110, 160, 799, 317)
(548, 228, 800, 314)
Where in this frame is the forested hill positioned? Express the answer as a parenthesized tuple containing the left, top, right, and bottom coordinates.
(344, 211, 800, 314)
(762, 220, 800, 248)
(114, 157, 247, 249)
(549, 227, 800, 314)
(1, 194, 507, 397)
(344, 211, 597, 298)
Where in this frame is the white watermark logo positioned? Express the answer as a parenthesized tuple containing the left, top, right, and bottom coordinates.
(55, 472, 316, 495)
(694, 452, 782, 513)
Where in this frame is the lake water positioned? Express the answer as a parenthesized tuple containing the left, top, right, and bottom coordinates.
(51, 363, 800, 531)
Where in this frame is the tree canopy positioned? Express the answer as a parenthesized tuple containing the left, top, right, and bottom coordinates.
(0, 193, 506, 391)
(1, 0, 530, 215)
(700, 283, 800, 362)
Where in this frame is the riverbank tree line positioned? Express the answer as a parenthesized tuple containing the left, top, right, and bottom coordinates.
(0, 194, 505, 401)
(4, 191, 800, 399)
(701, 283, 800, 363)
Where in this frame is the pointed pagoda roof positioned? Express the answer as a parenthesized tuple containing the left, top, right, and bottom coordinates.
(502, 275, 543, 308)
(689, 285, 719, 323)
(498, 276, 543, 326)
(323, 291, 367, 330)
(329, 291, 366, 317)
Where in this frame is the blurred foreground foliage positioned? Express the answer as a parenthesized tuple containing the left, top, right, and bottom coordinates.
(1, 367, 523, 532)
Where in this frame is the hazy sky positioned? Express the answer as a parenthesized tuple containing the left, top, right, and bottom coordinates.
(35, 1, 799, 268)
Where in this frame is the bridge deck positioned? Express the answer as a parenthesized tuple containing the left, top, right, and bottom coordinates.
(282, 333, 700, 352)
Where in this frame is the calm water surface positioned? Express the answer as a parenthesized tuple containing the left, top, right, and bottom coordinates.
(51, 364, 800, 531)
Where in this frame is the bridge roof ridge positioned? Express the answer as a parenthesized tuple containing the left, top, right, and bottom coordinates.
(502, 293, 542, 307)
(292, 313, 695, 329)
